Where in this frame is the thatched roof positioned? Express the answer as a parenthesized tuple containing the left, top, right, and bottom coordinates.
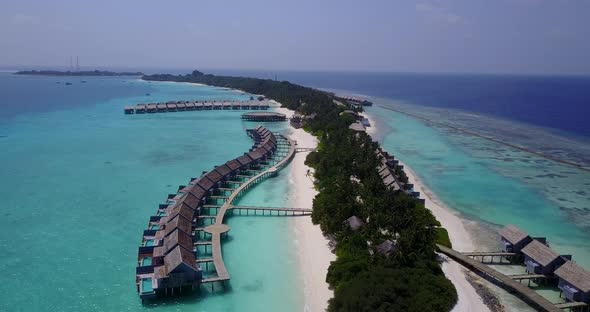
(521, 240, 560, 266)
(162, 229, 194, 255)
(499, 224, 530, 245)
(164, 214, 192, 237)
(164, 246, 198, 274)
(554, 261, 590, 292)
(237, 154, 253, 166)
(344, 215, 364, 231)
(226, 159, 242, 171)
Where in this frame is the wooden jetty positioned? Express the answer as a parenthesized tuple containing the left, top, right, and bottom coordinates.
(135, 125, 302, 299)
(438, 244, 562, 312)
(124, 99, 270, 114)
(241, 112, 286, 122)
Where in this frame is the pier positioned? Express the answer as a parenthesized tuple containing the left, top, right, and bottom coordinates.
(241, 112, 287, 122)
(437, 224, 590, 310)
(124, 99, 270, 114)
(437, 244, 561, 312)
(135, 125, 303, 299)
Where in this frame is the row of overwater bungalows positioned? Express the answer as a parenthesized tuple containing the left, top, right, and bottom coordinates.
(125, 100, 270, 114)
(376, 147, 424, 204)
(135, 126, 278, 299)
(499, 224, 590, 303)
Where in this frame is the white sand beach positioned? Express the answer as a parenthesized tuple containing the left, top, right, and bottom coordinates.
(274, 101, 490, 311)
(276, 105, 336, 311)
(365, 113, 491, 312)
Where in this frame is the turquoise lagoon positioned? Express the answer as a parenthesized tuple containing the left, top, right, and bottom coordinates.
(364, 97, 590, 305)
(0, 73, 302, 311)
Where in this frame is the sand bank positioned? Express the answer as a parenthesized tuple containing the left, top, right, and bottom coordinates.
(276, 105, 335, 311)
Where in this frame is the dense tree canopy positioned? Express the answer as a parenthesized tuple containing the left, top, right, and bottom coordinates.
(143, 71, 457, 311)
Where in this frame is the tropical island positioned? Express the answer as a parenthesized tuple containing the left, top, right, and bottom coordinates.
(15, 70, 144, 76)
(142, 70, 458, 311)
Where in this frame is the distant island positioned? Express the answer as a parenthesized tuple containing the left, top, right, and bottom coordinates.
(15, 70, 144, 76)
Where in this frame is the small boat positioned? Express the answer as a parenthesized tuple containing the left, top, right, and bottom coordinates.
(65, 82, 72, 85)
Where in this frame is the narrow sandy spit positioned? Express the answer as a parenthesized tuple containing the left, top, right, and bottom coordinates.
(275, 104, 336, 312)
(364, 113, 491, 312)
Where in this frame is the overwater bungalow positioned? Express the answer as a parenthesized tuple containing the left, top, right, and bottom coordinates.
(167, 202, 195, 223)
(176, 103, 186, 111)
(157, 103, 167, 112)
(136, 104, 147, 114)
(196, 178, 215, 194)
(237, 154, 254, 167)
(499, 224, 533, 253)
(521, 240, 570, 275)
(184, 191, 204, 210)
(247, 149, 265, 162)
(241, 112, 286, 122)
(147, 104, 157, 113)
(154, 229, 194, 258)
(163, 213, 193, 237)
(554, 261, 590, 302)
(225, 159, 242, 171)
(205, 169, 223, 185)
(124, 106, 135, 114)
(153, 246, 202, 294)
(185, 102, 195, 110)
(214, 164, 233, 179)
(167, 103, 177, 112)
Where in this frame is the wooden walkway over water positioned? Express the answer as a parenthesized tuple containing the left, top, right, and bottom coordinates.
(201, 134, 297, 285)
(437, 244, 562, 312)
(124, 100, 270, 114)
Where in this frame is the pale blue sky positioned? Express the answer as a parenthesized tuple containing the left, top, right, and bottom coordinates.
(1, 0, 589, 75)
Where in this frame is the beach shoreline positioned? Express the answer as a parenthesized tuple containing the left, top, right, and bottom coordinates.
(364, 112, 493, 312)
(275, 104, 336, 311)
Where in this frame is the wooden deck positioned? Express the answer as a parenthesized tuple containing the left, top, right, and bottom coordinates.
(202, 134, 297, 285)
(462, 251, 517, 257)
(437, 244, 561, 312)
(509, 274, 547, 280)
(555, 302, 589, 310)
(229, 205, 312, 215)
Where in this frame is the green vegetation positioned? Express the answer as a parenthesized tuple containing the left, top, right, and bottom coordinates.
(435, 227, 453, 249)
(143, 71, 457, 311)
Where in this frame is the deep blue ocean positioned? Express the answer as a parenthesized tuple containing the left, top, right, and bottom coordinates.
(208, 70, 590, 138)
(1, 69, 589, 310)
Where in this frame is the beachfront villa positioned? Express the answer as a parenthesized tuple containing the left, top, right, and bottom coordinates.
(521, 240, 571, 275)
(554, 261, 590, 302)
(344, 215, 365, 231)
(499, 224, 533, 253)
